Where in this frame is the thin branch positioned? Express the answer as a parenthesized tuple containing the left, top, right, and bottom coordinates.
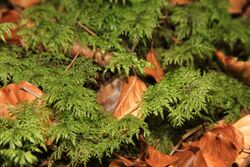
(170, 124, 203, 155)
(77, 22, 97, 36)
(64, 53, 79, 72)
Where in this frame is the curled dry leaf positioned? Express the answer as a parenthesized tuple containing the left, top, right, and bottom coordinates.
(10, 0, 40, 8)
(112, 76, 147, 119)
(0, 81, 43, 117)
(144, 49, 164, 82)
(215, 50, 250, 85)
(97, 77, 123, 113)
(234, 114, 250, 167)
(228, 0, 247, 14)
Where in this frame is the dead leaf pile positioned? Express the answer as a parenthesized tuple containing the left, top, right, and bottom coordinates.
(109, 122, 249, 167)
(215, 50, 250, 85)
(0, 81, 43, 117)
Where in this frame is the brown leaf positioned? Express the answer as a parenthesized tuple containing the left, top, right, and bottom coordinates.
(173, 124, 243, 167)
(173, 143, 229, 167)
(108, 160, 126, 167)
(210, 124, 244, 151)
(0, 81, 43, 117)
(201, 153, 227, 167)
(144, 49, 164, 82)
(170, 0, 193, 5)
(112, 76, 147, 119)
(234, 115, 250, 167)
(146, 146, 177, 167)
(0, 10, 21, 44)
(97, 78, 123, 113)
(173, 146, 204, 167)
(10, 0, 40, 8)
(197, 125, 243, 167)
(228, 0, 247, 14)
(0, 10, 20, 23)
(111, 154, 146, 167)
(173, 145, 203, 167)
(215, 50, 250, 85)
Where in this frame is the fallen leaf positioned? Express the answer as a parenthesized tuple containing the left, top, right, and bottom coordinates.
(97, 77, 123, 113)
(146, 146, 177, 167)
(228, 0, 247, 14)
(173, 146, 227, 167)
(173, 124, 243, 167)
(108, 160, 126, 167)
(109, 135, 176, 167)
(10, 0, 40, 8)
(144, 49, 164, 82)
(112, 76, 147, 119)
(234, 115, 250, 167)
(209, 124, 244, 151)
(170, 0, 193, 5)
(0, 10, 20, 23)
(197, 125, 243, 167)
(0, 81, 43, 117)
(0, 10, 21, 44)
(215, 50, 250, 85)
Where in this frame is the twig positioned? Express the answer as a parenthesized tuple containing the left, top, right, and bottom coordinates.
(170, 124, 203, 155)
(64, 53, 79, 72)
(77, 22, 97, 36)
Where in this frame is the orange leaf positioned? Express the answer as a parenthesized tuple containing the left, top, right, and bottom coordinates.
(173, 124, 243, 167)
(0, 10, 21, 44)
(10, 0, 40, 8)
(234, 115, 250, 167)
(228, 0, 247, 14)
(170, 0, 193, 5)
(112, 76, 147, 119)
(144, 49, 164, 82)
(197, 125, 243, 167)
(215, 50, 250, 85)
(0, 81, 43, 117)
(209, 124, 244, 151)
(173, 144, 229, 167)
(97, 78, 123, 113)
(146, 146, 177, 167)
